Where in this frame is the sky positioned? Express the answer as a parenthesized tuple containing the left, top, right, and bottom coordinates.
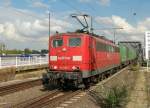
(0, 0, 150, 50)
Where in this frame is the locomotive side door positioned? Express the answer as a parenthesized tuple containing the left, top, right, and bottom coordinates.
(49, 36, 67, 71)
(89, 37, 96, 71)
(56, 35, 69, 70)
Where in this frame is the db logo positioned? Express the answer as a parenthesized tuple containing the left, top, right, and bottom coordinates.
(58, 56, 71, 60)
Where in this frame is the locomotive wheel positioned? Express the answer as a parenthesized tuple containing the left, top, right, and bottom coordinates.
(73, 80, 78, 88)
(42, 74, 50, 89)
(101, 74, 105, 80)
(49, 77, 58, 89)
(83, 78, 90, 89)
(59, 79, 67, 90)
(98, 74, 102, 81)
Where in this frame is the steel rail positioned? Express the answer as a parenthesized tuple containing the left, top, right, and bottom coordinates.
(0, 79, 42, 96)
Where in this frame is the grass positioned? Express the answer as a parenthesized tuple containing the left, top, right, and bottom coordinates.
(145, 71, 150, 107)
(15, 70, 45, 80)
(89, 63, 140, 108)
(130, 63, 140, 71)
(104, 86, 127, 108)
(0, 67, 16, 82)
(89, 85, 128, 108)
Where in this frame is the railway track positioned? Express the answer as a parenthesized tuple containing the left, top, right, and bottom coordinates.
(0, 78, 42, 96)
(11, 67, 128, 108)
(7, 67, 129, 108)
(12, 89, 82, 108)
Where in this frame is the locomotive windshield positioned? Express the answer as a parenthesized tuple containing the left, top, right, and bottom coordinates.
(69, 37, 81, 47)
(53, 38, 63, 47)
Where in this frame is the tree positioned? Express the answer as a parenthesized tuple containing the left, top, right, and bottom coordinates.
(0, 42, 6, 55)
(41, 49, 48, 54)
(24, 48, 32, 54)
(32, 50, 40, 54)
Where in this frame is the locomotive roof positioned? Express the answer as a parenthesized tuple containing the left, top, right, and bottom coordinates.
(52, 32, 113, 42)
(51, 32, 86, 37)
(51, 32, 116, 46)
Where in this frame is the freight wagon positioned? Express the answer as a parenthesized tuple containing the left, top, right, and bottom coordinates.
(119, 43, 137, 66)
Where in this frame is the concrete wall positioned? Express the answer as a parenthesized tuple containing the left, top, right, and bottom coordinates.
(0, 64, 48, 82)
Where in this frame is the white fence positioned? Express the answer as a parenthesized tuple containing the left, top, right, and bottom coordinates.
(0, 56, 48, 69)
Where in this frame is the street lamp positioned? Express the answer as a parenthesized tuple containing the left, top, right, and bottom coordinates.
(93, 27, 124, 43)
(48, 11, 50, 37)
(112, 27, 124, 44)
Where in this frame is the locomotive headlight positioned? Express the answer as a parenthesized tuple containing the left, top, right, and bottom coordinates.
(72, 66, 80, 70)
(50, 56, 57, 61)
(54, 66, 57, 69)
(72, 66, 76, 70)
(72, 56, 82, 61)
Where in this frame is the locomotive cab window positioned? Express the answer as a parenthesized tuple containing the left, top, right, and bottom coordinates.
(69, 37, 81, 47)
(53, 38, 63, 47)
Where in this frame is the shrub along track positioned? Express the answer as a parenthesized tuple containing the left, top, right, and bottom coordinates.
(87, 66, 134, 108)
(11, 89, 82, 108)
(0, 78, 42, 96)
(145, 70, 150, 107)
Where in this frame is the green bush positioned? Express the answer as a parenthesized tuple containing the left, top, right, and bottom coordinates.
(130, 63, 140, 71)
(89, 86, 128, 108)
(105, 86, 127, 108)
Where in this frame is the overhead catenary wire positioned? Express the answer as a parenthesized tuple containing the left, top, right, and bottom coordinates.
(60, 0, 82, 14)
(75, 1, 131, 42)
(60, 1, 115, 37)
(11, 0, 128, 43)
(60, 0, 96, 33)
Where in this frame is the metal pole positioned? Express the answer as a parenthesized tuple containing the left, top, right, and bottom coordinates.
(29, 56, 31, 65)
(93, 27, 123, 43)
(147, 60, 148, 72)
(49, 11, 50, 37)
(90, 16, 93, 33)
(113, 29, 116, 44)
(40, 56, 42, 65)
(0, 56, 1, 68)
(48, 11, 50, 66)
(35, 56, 37, 64)
(16, 56, 18, 67)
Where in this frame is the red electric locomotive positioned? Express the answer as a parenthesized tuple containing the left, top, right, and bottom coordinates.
(42, 32, 120, 88)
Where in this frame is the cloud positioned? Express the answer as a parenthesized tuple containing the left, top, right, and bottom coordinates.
(31, 1, 49, 9)
(0, 22, 28, 42)
(95, 15, 135, 33)
(1, 0, 11, 7)
(99, 0, 110, 6)
(0, 24, 4, 33)
(95, 16, 113, 25)
(0, 7, 72, 49)
(95, 15, 149, 43)
(79, 0, 91, 2)
(0, 5, 147, 49)
(79, 0, 111, 6)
